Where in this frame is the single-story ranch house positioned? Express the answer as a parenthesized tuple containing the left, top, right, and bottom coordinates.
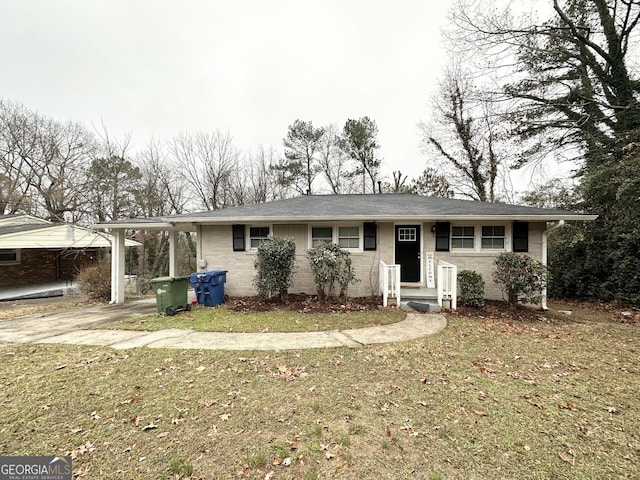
(0, 214, 139, 296)
(95, 194, 596, 309)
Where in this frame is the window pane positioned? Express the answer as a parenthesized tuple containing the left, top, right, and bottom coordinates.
(338, 237, 359, 248)
(0, 249, 17, 262)
(398, 227, 416, 241)
(451, 226, 474, 249)
(339, 226, 358, 237)
(338, 226, 359, 249)
(312, 227, 332, 239)
(481, 225, 505, 250)
(249, 227, 269, 237)
(312, 227, 333, 247)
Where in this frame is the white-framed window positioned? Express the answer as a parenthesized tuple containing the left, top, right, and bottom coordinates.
(249, 226, 270, 249)
(338, 226, 359, 248)
(310, 224, 362, 250)
(0, 248, 19, 265)
(397, 227, 417, 242)
(481, 226, 506, 249)
(311, 226, 333, 247)
(451, 226, 475, 249)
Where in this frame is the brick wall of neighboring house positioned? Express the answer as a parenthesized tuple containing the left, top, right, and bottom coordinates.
(0, 249, 100, 288)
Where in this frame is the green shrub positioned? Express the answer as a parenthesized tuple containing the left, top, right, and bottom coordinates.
(457, 270, 485, 307)
(76, 257, 111, 301)
(492, 253, 548, 309)
(254, 237, 296, 301)
(306, 243, 359, 301)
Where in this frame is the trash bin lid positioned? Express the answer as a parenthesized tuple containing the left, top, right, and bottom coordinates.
(189, 270, 228, 282)
(151, 276, 189, 284)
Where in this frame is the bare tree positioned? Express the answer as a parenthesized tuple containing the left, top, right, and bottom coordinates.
(231, 146, 288, 205)
(0, 100, 38, 214)
(317, 123, 357, 194)
(421, 67, 504, 202)
(15, 113, 96, 222)
(172, 130, 240, 210)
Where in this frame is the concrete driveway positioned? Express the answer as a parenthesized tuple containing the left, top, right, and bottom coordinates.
(0, 298, 446, 351)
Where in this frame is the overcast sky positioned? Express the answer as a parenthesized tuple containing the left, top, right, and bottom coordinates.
(0, 1, 454, 180)
(1, 0, 565, 195)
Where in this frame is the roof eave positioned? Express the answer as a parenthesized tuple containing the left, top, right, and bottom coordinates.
(147, 213, 598, 225)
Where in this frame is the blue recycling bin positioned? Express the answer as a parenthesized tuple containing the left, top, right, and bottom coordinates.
(189, 270, 228, 307)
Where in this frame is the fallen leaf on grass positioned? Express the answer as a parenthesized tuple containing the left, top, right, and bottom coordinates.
(74, 465, 90, 477)
(559, 451, 575, 465)
(156, 431, 169, 439)
(65, 441, 95, 459)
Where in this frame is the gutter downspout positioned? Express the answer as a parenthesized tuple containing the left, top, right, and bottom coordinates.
(541, 220, 565, 310)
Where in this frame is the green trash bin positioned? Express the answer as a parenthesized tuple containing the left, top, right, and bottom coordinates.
(150, 276, 191, 316)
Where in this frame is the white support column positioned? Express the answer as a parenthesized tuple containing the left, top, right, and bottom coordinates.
(169, 229, 178, 277)
(110, 228, 126, 304)
(541, 220, 564, 310)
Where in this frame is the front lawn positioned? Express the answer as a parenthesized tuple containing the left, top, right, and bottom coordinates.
(100, 305, 405, 333)
(1, 301, 638, 479)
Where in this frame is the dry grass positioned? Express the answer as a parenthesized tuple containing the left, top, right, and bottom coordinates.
(99, 305, 406, 333)
(1, 301, 639, 479)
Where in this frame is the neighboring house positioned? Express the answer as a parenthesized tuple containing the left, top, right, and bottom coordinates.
(0, 214, 139, 291)
(95, 194, 596, 308)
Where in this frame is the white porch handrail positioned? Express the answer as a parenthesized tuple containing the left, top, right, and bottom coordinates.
(437, 260, 457, 310)
(379, 261, 401, 308)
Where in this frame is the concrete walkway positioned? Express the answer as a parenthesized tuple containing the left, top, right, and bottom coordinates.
(0, 299, 447, 351)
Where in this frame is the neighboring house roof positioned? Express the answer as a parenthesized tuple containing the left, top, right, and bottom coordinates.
(0, 214, 50, 226)
(94, 194, 596, 229)
(0, 215, 140, 249)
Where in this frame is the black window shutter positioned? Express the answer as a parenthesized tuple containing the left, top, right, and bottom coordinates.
(363, 222, 377, 250)
(512, 222, 529, 252)
(435, 222, 450, 252)
(232, 224, 245, 251)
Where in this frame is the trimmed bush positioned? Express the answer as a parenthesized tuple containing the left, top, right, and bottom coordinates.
(458, 270, 485, 307)
(492, 253, 548, 309)
(77, 257, 111, 301)
(254, 237, 296, 301)
(307, 243, 359, 301)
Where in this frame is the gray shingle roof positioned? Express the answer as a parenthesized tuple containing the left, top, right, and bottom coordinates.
(94, 194, 595, 228)
(0, 223, 55, 236)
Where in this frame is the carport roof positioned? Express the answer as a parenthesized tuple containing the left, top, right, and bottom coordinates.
(93, 194, 596, 229)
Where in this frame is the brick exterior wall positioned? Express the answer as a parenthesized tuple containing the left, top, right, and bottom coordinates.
(0, 249, 99, 288)
(198, 221, 547, 301)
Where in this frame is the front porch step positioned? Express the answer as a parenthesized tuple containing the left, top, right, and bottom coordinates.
(400, 300, 441, 313)
(398, 287, 440, 313)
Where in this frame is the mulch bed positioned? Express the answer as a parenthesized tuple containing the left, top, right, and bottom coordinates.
(225, 294, 385, 313)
